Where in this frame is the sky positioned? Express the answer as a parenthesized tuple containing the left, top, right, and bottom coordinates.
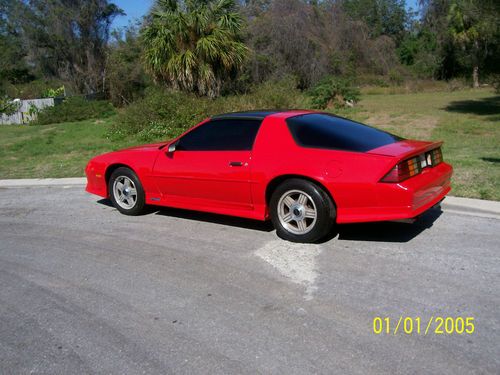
(111, 0, 421, 30)
(112, 0, 154, 29)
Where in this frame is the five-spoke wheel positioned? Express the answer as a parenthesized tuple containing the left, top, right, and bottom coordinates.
(109, 167, 145, 215)
(270, 179, 336, 243)
(113, 176, 138, 210)
(277, 190, 317, 235)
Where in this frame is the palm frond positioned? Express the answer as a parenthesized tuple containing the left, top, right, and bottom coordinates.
(143, 0, 247, 97)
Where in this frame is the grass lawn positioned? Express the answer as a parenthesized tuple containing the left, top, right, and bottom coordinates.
(350, 88, 499, 201)
(0, 88, 498, 200)
(0, 117, 137, 179)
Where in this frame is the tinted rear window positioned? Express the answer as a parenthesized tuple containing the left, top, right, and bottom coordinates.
(287, 114, 402, 152)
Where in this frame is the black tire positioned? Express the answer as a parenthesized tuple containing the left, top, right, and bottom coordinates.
(270, 178, 336, 243)
(108, 167, 146, 216)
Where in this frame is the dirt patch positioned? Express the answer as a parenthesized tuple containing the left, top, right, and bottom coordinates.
(39, 126, 57, 133)
(366, 114, 438, 139)
(365, 113, 393, 129)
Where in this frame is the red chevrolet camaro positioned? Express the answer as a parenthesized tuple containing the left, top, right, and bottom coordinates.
(86, 110, 452, 242)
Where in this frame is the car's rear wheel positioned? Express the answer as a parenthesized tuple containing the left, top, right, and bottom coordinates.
(270, 179, 336, 243)
(108, 167, 145, 216)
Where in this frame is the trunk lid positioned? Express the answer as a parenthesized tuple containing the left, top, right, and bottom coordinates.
(367, 140, 443, 160)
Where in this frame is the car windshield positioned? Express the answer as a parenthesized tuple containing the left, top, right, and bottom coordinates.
(287, 113, 402, 152)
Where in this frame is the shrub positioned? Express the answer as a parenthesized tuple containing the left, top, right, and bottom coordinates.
(0, 96, 20, 115)
(308, 76, 360, 109)
(446, 78, 468, 92)
(246, 78, 303, 109)
(110, 78, 306, 142)
(41, 86, 65, 98)
(388, 69, 405, 85)
(110, 88, 211, 141)
(355, 74, 390, 87)
(35, 96, 115, 125)
(2, 79, 69, 100)
(223, 77, 304, 110)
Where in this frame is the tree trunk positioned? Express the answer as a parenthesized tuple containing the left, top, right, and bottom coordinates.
(472, 65, 479, 88)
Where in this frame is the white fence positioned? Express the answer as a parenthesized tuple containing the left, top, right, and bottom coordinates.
(0, 98, 55, 125)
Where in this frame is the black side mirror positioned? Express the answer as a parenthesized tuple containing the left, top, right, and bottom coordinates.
(167, 143, 177, 153)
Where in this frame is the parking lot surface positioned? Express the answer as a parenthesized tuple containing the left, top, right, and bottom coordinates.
(0, 186, 499, 374)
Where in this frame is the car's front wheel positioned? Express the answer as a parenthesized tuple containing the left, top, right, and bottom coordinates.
(108, 167, 145, 216)
(270, 179, 336, 243)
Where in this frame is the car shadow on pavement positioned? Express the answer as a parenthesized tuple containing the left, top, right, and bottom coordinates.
(97, 198, 274, 232)
(153, 207, 275, 232)
(332, 206, 443, 243)
(97, 199, 441, 241)
(97, 199, 114, 207)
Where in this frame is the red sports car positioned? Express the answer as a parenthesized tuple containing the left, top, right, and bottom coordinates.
(85, 110, 452, 242)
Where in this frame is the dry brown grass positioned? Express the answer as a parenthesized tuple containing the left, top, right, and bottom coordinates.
(366, 114, 438, 139)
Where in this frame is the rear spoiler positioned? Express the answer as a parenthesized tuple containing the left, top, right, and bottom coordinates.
(368, 140, 443, 161)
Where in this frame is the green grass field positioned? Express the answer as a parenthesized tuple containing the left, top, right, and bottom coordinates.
(352, 89, 499, 200)
(0, 88, 498, 200)
(0, 118, 137, 179)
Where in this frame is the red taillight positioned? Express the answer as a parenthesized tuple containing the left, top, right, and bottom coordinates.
(381, 147, 443, 182)
(430, 147, 443, 165)
(381, 157, 422, 183)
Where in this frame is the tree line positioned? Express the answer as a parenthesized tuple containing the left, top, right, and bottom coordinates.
(1, 0, 499, 105)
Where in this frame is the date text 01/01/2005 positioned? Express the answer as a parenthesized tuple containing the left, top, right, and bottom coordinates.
(373, 317, 475, 335)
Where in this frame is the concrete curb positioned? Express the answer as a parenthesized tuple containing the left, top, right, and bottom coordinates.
(441, 196, 500, 220)
(0, 177, 86, 188)
(0, 178, 498, 220)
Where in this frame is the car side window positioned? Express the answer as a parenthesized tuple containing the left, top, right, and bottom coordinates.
(176, 119, 262, 151)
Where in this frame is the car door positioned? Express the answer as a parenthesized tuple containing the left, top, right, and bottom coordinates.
(152, 118, 262, 211)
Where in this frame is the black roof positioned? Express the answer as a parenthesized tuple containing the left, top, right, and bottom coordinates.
(211, 110, 280, 120)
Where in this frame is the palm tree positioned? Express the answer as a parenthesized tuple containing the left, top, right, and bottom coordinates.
(142, 0, 248, 98)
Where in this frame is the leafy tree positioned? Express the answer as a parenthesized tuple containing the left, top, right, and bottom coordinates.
(0, 0, 33, 88)
(398, 28, 440, 77)
(342, 0, 408, 44)
(245, 0, 328, 88)
(244, 0, 401, 87)
(239, 0, 271, 17)
(9, 0, 123, 94)
(142, 0, 248, 98)
(107, 24, 148, 106)
(0, 96, 19, 115)
(447, 0, 499, 87)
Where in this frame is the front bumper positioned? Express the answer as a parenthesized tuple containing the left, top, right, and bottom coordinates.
(85, 162, 108, 198)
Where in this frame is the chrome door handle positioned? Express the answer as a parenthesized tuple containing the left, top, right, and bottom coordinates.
(229, 161, 244, 167)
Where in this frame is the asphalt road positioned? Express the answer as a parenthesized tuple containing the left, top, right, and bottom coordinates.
(0, 186, 499, 374)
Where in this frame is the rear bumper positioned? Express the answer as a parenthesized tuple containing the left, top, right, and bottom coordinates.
(336, 162, 453, 223)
